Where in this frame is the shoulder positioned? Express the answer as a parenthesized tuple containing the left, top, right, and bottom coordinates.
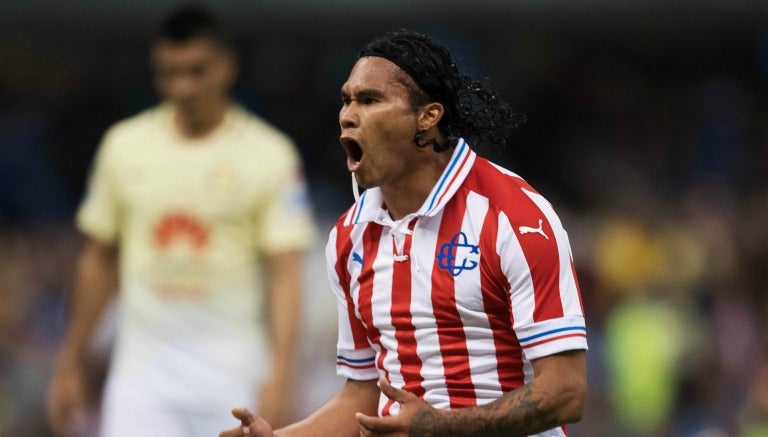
(104, 105, 165, 144)
(230, 105, 298, 158)
(326, 204, 360, 250)
(99, 105, 166, 160)
(465, 157, 556, 223)
(95, 105, 165, 164)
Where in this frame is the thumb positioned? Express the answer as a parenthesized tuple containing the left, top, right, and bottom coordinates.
(231, 407, 255, 426)
(378, 377, 410, 402)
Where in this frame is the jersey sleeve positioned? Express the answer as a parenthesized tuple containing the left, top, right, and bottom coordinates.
(325, 226, 378, 380)
(76, 129, 122, 244)
(500, 190, 588, 362)
(254, 145, 316, 254)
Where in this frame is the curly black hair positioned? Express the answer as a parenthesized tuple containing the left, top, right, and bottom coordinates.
(359, 30, 525, 153)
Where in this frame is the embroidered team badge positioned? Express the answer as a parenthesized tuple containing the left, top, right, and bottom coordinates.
(436, 231, 480, 277)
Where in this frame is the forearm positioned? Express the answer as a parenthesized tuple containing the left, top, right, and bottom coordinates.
(275, 379, 379, 437)
(268, 284, 300, 380)
(265, 251, 303, 380)
(57, 240, 118, 369)
(409, 381, 563, 436)
(409, 351, 587, 437)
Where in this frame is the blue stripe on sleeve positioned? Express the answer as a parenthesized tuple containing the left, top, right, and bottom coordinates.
(517, 326, 587, 343)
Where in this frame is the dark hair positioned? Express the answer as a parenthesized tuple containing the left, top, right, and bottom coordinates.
(359, 30, 525, 152)
(156, 5, 227, 46)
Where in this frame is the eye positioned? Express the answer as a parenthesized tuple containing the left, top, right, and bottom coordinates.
(360, 97, 375, 105)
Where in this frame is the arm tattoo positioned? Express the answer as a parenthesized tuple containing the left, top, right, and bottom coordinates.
(408, 384, 563, 437)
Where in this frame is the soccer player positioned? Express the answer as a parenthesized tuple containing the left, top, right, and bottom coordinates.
(220, 30, 586, 437)
(47, 6, 315, 437)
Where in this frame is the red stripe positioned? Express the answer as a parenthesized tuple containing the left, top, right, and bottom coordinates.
(336, 361, 376, 370)
(355, 224, 389, 414)
(478, 206, 525, 392)
(433, 148, 472, 209)
(431, 191, 476, 408)
(333, 220, 369, 349)
(492, 163, 565, 322)
(390, 219, 425, 399)
(470, 159, 565, 322)
(520, 333, 587, 349)
(357, 224, 384, 349)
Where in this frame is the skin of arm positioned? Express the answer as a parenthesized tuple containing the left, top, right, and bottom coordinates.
(255, 250, 306, 427)
(47, 238, 118, 435)
(356, 350, 587, 437)
(220, 378, 380, 437)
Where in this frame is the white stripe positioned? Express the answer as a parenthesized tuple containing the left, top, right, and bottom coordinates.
(455, 193, 504, 403)
(409, 213, 449, 408)
(497, 213, 536, 328)
(369, 227, 403, 415)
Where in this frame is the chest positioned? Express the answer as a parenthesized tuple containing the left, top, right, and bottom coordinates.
(346, 212, 510, 333)
(114, 144, 267, 222)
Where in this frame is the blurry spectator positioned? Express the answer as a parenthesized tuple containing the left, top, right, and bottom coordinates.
(739, 361, 768, 436)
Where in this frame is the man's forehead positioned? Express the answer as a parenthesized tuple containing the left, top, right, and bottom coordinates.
(153, 37, 220, 57)
(342, 56, 412, 92)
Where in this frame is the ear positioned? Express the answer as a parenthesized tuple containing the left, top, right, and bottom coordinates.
(216, 49, 239, 87)
(417, 102, 444, 131)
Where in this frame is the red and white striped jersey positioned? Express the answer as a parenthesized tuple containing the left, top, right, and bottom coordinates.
(325, 139, 586, 435)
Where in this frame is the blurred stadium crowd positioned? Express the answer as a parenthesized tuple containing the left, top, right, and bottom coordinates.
(2, 2, 768, 436)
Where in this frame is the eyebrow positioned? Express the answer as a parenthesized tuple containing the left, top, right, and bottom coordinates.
(341, 88, 386, 100)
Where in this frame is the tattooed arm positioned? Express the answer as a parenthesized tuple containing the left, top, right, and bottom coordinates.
(356, 350, 586, 437)
(412, 350, 586, 436)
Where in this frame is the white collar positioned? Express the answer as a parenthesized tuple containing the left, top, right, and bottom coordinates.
(344, 138, 476, 226)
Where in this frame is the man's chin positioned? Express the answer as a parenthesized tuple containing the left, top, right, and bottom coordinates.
(353, 173, 371, 190)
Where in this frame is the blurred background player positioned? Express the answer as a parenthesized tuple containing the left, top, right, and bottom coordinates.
(46, 5, 315, 436)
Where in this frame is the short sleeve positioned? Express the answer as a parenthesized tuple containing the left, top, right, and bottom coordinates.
(325, 226, 378, 380)
(76, 130, 122, 244)
(499, 191, 588, 362)
(255, 151, 316, 254)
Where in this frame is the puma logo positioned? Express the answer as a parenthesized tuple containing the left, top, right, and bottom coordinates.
(518, 219, 549, 240)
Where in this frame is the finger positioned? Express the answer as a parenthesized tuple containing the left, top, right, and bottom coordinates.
(355, 412, 403, 433)
(219, 426, 245, 437)
(377, 377, 410, 403)
(231, 407, 255, 426)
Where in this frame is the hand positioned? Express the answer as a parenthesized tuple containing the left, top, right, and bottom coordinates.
(256, 378, 290, 427)
(47, 363, 88, 437)
(355, 377, 438, 437)
(219, 408, 274, 437)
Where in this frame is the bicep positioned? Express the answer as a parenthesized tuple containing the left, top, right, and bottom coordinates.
(264, 250, 304, 289)
(78, 238, 118, 289)
(530, 350, 587, 421)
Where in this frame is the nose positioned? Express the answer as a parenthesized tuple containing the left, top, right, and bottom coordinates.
(167, 73, 198, 103)
(339, 104, 357, 129)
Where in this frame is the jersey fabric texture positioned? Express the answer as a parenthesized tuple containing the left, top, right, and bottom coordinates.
(77, 102, 315, 435)
(326, 139, 586, 437)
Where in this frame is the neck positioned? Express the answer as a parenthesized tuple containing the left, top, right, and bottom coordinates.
(381, 149, 452, 221)
(174, 99, 229, 138)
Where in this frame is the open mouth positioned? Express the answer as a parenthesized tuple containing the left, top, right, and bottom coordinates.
(340, 137, 364, 164)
